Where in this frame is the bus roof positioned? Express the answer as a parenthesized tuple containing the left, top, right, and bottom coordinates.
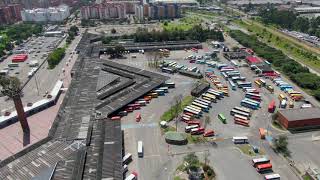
(252, 157, 269, 163)
(265, 173, 280, 179)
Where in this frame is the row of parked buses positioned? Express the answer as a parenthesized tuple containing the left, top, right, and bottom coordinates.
(272, 77, 304, 101)
(252, 157, 281, 180)
(160, 61, 202, 75)
(230, 106, 252, 127)
(110, 81, 175, 121)
(206, 69, 229, 96)
(240, 87, 262, 110)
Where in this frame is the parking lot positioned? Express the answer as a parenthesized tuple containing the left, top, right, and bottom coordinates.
(0, 32, 82, 113)
(102, 43, 304, 179)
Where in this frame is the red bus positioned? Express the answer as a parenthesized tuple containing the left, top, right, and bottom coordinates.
(268, 100, 276, 113)
(203, 130, 215, 137)
(234, 118, 249, 127)
(191, 127, 205, 135)
(136, 113, 141, 122)
(256, 163, 272, 173)
(187, 120, 201, 126)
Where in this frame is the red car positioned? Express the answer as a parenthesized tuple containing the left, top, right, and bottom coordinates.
(203, 130, 215, 137)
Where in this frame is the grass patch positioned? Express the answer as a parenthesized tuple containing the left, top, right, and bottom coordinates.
(302, 174, 312, 180)
(162, 16, 202, 31)
(160, 125, 176, 135)
(174, 176, 186, 180)
(237, 144, 265, 156)
(160, 96, 195, 122)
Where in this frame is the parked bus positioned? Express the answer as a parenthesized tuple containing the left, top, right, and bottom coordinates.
(221, 72, 228, 79)
(185, 125, 199, 133)
(164, 82, 175, 88)
(154, 89, 165, 96)
(234, 114, 249, 121)
(161, 67, 175, 74)
(123, 153, 132, 164)
(259, 128, 266, 139)
(232, 76, 246, 82)
(232, 136, 248, 144)
(217, 63, 228, 70)
(252, 157, 270, 167)
(255, 80, 262, 87)
(231, 60, 239, 67)
(245, 93, 261, 100)
(191, 127, 205, 135)
(228, 79, 236, 90)
(137, 141, 143, 157)
(184, 108, 201, 118)
(268, 100, 276, 113)
(238, 82, 252, 88)
(233, 106, 251, 116)
(280, 99, 287, 108)
(158, 87, 169, 93)
(230, 109, 250, 118)
(202, 96, 213, 102)
(188, 105, 203, 112)
(279, 94, 287, 101)
(241, 100, 259, 110)
(207, 89, 224, 98)
(244, 98, 260, 106)
(256, 163, 272, 173)
(259, 79, 266, 86)
(192, 102, 209, 112)
(264, 174, 280, 180)
(266, 85, 274, 93)
(196, 98, 212, 105)
(218, 113, 227, 124)
(194, 100, 211, 107)
(202, 93, 217, 102)
(8, 63, 19, 67)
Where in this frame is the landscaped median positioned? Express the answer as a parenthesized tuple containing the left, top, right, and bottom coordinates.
(160, 95, 195, 122)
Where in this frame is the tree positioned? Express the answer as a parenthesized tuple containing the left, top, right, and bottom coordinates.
(106, 45, 125, 58)
(111, 28, 116, 34)
(0, 76, 29, 133)
(146, 51, 162, 68)
(273, 135, 291, 157)
(172, 95, 183, 131)
(232, 46, 240, 52)
(184, 153, 199, 166)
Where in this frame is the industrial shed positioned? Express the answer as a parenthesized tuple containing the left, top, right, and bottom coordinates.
(277, 108, 320, 130)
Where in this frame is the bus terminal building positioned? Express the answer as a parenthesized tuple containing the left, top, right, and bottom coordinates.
(277, 108, 320, 130)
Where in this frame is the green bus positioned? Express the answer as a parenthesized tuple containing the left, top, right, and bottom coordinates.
(218, 113, 226, 124)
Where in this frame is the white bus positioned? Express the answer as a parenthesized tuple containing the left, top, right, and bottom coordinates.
(185, 125, 199, 133)
(230, 109, 250, 118)
(264, 173, 280, 180)
(234, 114, 249, 121)
(232, 136, 248, 144)
(192, 102, 209, 112)
(194, 99, 211, 107)
(123, 153, 132, 164)
(233, 106, 251, 116)
(183, 108, 202, 117)
(137, 141, 143, 158)
(196, 98, 212, 105)
(187, 105, 203, 112)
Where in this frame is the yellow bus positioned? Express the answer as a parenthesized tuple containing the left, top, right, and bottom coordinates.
(255, 80, 262, 87)
(278, 93, 286, 101)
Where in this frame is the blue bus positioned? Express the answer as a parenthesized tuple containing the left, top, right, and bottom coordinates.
(228, 79, 236, 91)
(217, 63, 228, 70)
(237, 82, 252, 88)
(221, 72, 228, 80)
(227, 72, 240, 78)
(280, 85, 293, 91)
(243, 98, 260, 107)
(231, 76, 246, 82)
(240, 100, 259, 110)
(154, 89, 165, 96)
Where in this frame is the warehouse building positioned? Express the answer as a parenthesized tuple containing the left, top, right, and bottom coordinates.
(277, 108, 320, 130)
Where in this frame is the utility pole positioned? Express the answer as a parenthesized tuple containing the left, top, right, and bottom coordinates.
(34, 74, 40, 96)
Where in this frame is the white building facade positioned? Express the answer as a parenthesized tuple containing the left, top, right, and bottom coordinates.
(21, 5, 70, 22)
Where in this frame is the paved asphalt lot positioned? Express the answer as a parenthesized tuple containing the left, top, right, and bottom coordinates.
(104, 46, 301, 179)
(0, 32, 83, 113)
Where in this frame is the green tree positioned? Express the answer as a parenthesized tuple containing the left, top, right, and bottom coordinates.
(0, 76, 29, 133)
(273, 135, 291, 157)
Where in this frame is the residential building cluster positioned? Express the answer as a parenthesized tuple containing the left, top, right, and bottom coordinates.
(0, 4, 22, 24)
(135, 3, 180, 20)
(21, 5, 70, 22)
(80, 0, 181, 20)
(80, 2, 127, 19)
